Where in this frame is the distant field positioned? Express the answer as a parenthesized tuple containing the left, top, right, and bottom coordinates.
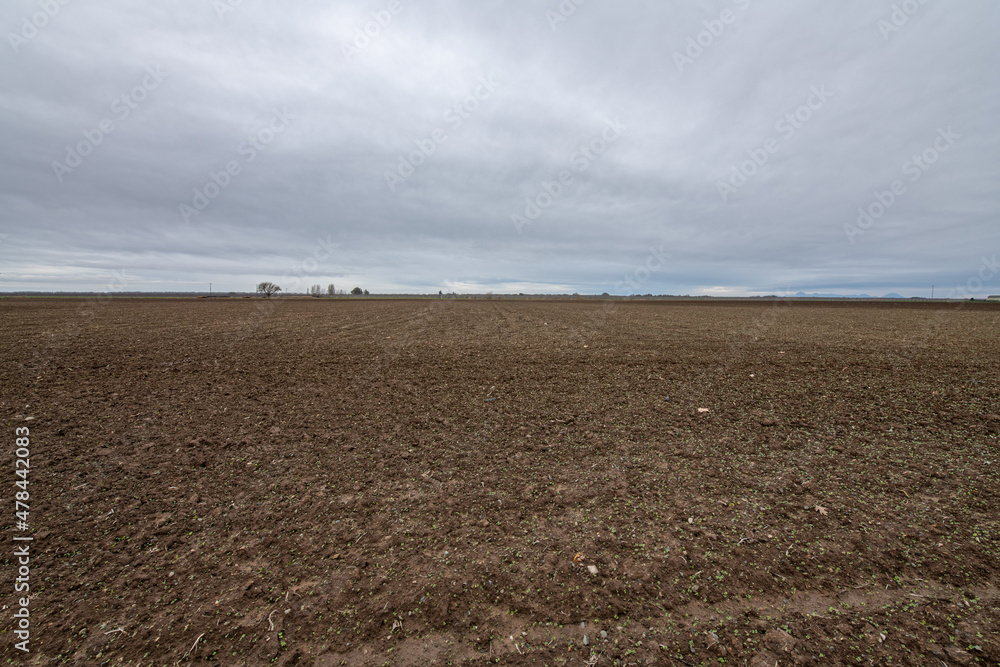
(2, 298, 998, 665)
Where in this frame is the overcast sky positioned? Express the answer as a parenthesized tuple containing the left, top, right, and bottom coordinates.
(1, 0, 998, 296)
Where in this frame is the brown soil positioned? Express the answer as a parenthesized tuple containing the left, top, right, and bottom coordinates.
(2, 297, 999, 666)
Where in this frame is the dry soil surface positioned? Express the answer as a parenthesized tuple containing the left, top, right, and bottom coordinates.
(2, 297, 999, 666)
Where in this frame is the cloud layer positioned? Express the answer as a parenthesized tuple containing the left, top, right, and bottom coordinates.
(2, 0, 999, 296)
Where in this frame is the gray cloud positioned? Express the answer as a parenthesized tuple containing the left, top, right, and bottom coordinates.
(2, 0, 998, 297)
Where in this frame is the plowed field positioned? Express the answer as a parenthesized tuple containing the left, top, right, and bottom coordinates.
(2, 297, 999, 665)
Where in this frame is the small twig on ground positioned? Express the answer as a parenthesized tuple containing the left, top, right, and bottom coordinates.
(182, 632, 205, 660)
(267, 610, 276, 631)
(104, 627, 125, 635)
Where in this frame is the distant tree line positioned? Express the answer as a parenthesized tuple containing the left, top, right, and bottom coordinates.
(259, 281, 369, 297)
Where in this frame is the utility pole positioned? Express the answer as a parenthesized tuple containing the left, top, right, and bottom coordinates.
(931, 285, 934, 299)
(209, 282, 212, 295)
